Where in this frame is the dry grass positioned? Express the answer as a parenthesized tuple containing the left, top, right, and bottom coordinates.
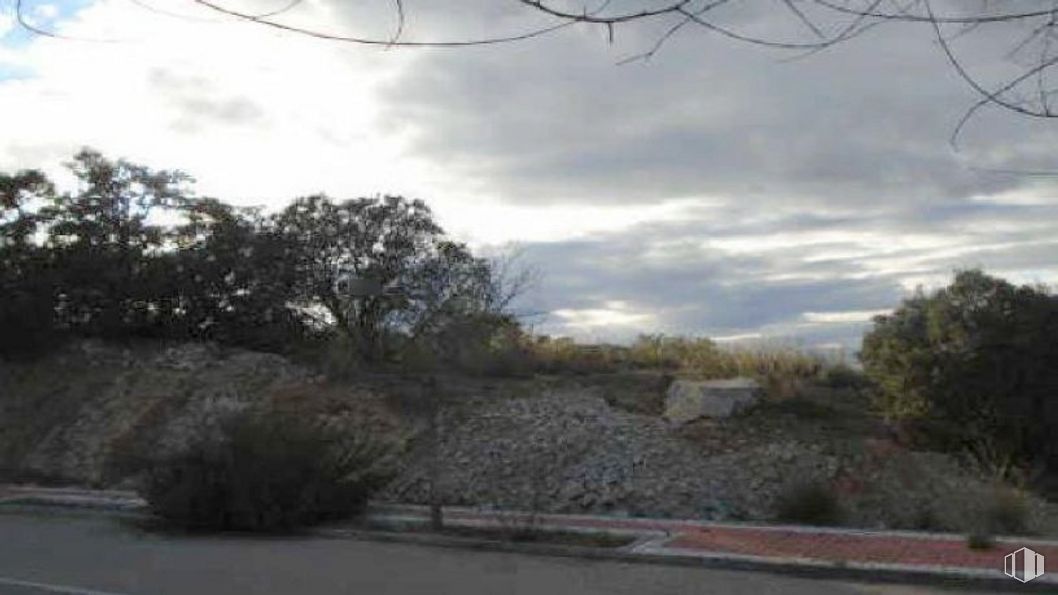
(522, 334, 827, 397)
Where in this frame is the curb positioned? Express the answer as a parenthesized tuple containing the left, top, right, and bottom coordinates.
(370, 502, 1058, 548)
(313, 525, 1050, 593)
(0, 490, 145, 512)
(2, 487, 1053, 591)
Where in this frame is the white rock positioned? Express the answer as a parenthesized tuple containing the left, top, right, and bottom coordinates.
(663, 377, 762, 424)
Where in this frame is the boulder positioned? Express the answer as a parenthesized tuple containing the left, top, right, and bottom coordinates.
(663, 378, 762, 424)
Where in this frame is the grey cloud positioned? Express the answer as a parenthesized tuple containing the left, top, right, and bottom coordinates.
(311, 2, 1058, 346)
(514, 197, 1057, 347)
(374, 4, 1055, 208)
(148, 69, 265, 132)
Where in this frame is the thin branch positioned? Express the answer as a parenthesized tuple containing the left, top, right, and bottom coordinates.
(809, 0, 1058, 25)
(780, 0, 826, 38)
(618, 0, 733, 64)
(678, 0, 885, 51)
(128, 0, 227, 24)
(15, 0, 121, 42)
(191, 0, 578, 47)
(515, 0, 692, 25)
(251, 0, 305, 20)
(927, 1, 1058, 149)
(387, 0, 405, 47)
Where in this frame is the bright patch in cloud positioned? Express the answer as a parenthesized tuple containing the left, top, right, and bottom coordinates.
(552, 301, 655, 330)
(0, 12, 14, 38)
(803, 309, 891, 324)
(713, 332, 764, 343)
(442, 197, 706, 247)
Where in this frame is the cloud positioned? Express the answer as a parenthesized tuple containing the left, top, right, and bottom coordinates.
(0, 0, 425, 203)
(516, 196, 1058, 348)
(553, 301, 656, 331)
(375, 6, 1055, 209)
(147, 69, 265, 132)
(3, 0, 1058, 350)
(0, 11, 13, 38)
(803, 310, 891, 324)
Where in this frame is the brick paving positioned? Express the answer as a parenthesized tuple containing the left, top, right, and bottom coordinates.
(379, 503, 1058, 579)
(664, 526, 1058, 570)
(5, 487, 1057, 582)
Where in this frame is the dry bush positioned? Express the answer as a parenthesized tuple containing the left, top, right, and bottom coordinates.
(529, 333, 826, 386)
(981, 487, 1033, 536)
(527, 337, 624, 375)
(139, 405, 394, 531)
(773, 480, 844, 526)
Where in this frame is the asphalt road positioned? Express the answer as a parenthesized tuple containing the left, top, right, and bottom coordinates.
(0, 511, 990, 595)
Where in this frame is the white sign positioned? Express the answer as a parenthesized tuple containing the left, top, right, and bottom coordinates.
(1005, 547, 1045, 583)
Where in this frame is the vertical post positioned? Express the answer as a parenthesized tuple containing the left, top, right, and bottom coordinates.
(423, 374, 444, 531)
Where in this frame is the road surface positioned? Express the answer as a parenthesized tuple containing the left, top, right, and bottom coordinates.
(0, 511, 992, 595)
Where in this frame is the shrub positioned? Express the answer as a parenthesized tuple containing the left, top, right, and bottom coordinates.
(528, 336, 623, 375)
(820, 364, 872, 390)
(966, 532, 996, 550)
(861, 269, 1058, 479)
(139, 407, 392, 531)
(982, 487, 1032, 535)
(773, 480, 844, 526)
(764, 398, 843, 421)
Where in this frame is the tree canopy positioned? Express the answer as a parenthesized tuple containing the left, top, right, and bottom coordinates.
(861, 269, 1058, 481)
(0, 149, 515, 363)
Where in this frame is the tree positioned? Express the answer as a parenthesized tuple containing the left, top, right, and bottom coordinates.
(1, 169, 52, 246)
(167, 197, 310, 350)
(1, 150, 517, 364)
(273, 194, 499, 361)
(861, 269, 1058, 482)
(0, 169, 58, 357)
(43, 149, 193, 338)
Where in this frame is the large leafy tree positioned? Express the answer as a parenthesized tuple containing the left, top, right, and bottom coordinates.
(1, 150, 515, 367)
(274, 194, 500, 361)
(169, 198, 308, 350)
(861, 270, 1058, 481)
(0, 170, 57, 356)
(1, 170, 52, 246)
(43, 149, 193, 337)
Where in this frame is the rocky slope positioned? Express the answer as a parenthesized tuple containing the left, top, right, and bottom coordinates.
(384, 390, 836, 519)
(0, 340, 315, 485)
(2, 340, 1051, 534)
(381, 389, 1044, 532)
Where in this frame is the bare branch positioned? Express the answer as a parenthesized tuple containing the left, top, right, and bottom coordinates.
(190, 0, 579, 48)
(14, 0, 1058, 167)
(388, 0, 405, 47)
(781, 0, 827, 38)
(15, 0, 122, 42)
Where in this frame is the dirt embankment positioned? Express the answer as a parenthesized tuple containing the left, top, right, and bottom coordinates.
(0, 341, 318, 485)
(2, 340, 1051, 534)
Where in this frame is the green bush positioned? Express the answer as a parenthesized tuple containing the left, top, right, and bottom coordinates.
(966, 532, 996, 550)
(139, 408, 392, 531)
(773, 480, 844, 526)
(861, 269, 1058, 479)
(820, 364, 872, 390)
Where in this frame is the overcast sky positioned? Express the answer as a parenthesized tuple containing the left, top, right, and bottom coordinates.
(3, 0, 1057, 351)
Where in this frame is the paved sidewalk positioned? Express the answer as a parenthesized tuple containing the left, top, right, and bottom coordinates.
(367, 504, 1058, 586)
(4, 485, 1056, 588)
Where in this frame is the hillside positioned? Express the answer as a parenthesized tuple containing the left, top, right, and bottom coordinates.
(1, 339, 1053, 536)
